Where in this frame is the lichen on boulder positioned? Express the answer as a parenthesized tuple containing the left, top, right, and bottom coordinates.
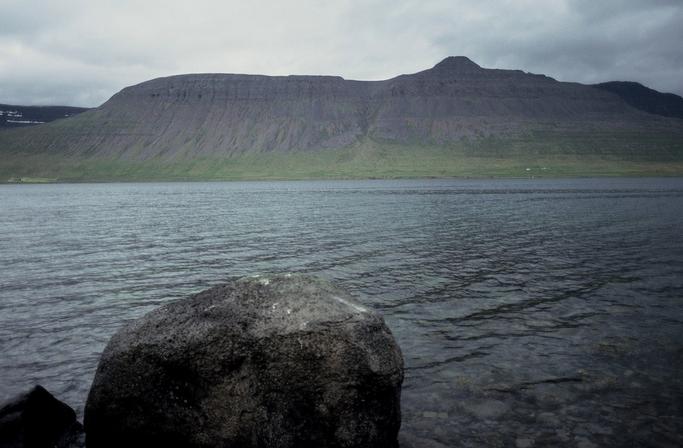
(84, 274, 403, 448)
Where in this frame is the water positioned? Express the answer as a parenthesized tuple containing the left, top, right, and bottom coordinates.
(1, 178, 682, 447)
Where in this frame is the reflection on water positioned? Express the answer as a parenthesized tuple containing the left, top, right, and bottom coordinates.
(1, 178, 682, 446)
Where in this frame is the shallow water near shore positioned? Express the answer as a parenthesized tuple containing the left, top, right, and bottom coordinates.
(1, 178, 682, 447)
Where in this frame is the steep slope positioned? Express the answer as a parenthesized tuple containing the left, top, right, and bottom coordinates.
(593, 81, 683, 120)
(0, 104, 89, 129)
(1, 57, 682, 180)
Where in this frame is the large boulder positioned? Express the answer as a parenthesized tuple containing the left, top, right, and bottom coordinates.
(84, 275, 403, 448)
(0, 385, 84, 448)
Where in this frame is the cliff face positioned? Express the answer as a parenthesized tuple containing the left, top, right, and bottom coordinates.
(1, 57, 681, 162)
(98, 74, 373, 157)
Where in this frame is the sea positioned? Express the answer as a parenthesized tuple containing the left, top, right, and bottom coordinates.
(1, 178, 682, 447)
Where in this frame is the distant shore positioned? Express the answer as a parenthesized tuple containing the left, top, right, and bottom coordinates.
(4, 172, 683, 184)
(3, 144, 683, 183)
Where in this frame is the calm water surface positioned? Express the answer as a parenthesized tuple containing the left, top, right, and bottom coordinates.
(1, 178, 682, 447)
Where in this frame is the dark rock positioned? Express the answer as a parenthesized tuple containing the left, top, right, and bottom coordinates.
(0, 385, 85, 448)
(84, 275, 404, 448)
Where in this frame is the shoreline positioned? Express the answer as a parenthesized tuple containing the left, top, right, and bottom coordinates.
(4, 173, 683, 184)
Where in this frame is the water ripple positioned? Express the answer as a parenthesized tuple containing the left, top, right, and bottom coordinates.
(1, 178, 683, 446)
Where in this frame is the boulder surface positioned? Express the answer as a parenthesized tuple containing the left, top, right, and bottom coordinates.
(84, 275, 403, 448)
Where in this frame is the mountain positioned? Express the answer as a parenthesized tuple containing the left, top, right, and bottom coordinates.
(0, 104, 89, 129)
(1, 57, 682, 181)
(593, 81, 683, 120)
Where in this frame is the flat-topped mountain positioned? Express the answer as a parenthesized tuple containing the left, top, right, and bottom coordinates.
(1, 57, 682, 181)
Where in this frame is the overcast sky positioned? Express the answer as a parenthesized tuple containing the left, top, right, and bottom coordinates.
(1, 0, 681, 107)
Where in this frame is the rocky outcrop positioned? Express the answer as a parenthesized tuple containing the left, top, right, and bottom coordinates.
(84, 275, 404, 448)
(0, 385, 85, 448)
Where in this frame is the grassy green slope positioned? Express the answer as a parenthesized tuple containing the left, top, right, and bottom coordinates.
(2, 133, 683, 182)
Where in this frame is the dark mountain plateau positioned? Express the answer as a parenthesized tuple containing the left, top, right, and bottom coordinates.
(0, 104, 89, 129)
(593, 81, 683, 120)
(1, 57, 682, 181)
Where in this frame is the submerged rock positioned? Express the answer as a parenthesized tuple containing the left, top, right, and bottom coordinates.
(0, 385, 85, 448)
(84, 275, 403, 448)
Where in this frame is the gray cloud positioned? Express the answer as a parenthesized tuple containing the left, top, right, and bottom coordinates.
(0, 0, 681, 107)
